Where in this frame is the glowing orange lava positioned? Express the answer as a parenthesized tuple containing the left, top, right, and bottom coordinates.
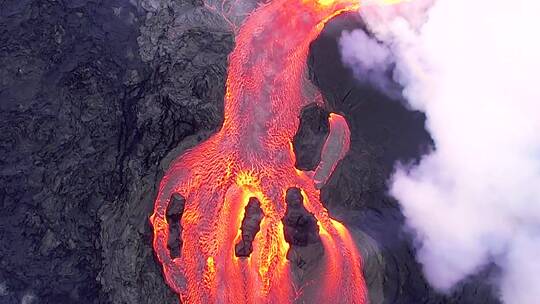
(149, 0, 395, 303)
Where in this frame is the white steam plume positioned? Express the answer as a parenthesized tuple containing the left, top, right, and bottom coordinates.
(338, 29, 394, 94)
(340, 0, 540, 303)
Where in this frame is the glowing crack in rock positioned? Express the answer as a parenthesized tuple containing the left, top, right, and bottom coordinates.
(150, 0, 405, 302)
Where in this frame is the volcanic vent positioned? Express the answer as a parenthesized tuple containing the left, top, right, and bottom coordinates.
(149, 0, 395, 302)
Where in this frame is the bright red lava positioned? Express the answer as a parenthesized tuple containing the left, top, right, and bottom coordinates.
(150, 0, 375, 303)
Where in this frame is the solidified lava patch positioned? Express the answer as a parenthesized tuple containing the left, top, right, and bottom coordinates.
(149, 0, 403, 303)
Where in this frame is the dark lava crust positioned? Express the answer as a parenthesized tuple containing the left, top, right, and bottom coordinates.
(1, 0, 231, 303)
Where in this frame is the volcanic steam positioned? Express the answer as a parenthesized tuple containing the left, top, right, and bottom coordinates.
(340, 1, 540, 303)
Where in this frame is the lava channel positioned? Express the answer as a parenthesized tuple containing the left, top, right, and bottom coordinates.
(150, 0, 395, 303)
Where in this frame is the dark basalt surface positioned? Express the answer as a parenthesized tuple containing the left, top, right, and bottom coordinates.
(282, 187, 321, 247)
(1, 0, 231, 303)
(0, 1, 500, 304)
(167, 193, 186, 259)
(293, 104, 330, 171)
(235, 197, 264, 258)
(283, 187, 325, 280)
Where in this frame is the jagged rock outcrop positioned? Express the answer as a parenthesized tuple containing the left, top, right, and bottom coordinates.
(167, 193, 186, 258)
(293, 104, 330, 171)
(282, 187, 325, 279)
(282, 188, 321, 248)
(235, 197, 264, 258)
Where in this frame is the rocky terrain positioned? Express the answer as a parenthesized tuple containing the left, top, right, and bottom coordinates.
(0, 0, 500, 303)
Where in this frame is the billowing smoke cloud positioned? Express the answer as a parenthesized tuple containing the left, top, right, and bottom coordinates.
(338, 29, 395, 95)
(340, 1, 540, 303)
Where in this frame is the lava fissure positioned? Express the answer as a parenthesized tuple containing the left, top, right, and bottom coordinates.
(150, 0, 374, 303)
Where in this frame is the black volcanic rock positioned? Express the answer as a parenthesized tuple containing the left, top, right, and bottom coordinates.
(167, 193, 186, 218)
(293, 103, 330, 171)
(1, 0, 147, 302)
(98, 0, 233, 302)
(0, 0, 232, 303)
(282, 188, 324, 280)
(167, 193, 186, 258)
(282, 188, 320, 247)
(235, 197, 264, 258)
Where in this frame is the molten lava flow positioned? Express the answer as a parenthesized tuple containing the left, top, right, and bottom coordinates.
(150, 0, 401, 303)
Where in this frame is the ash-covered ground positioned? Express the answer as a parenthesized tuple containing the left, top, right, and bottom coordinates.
(0, 1, 499, 303)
